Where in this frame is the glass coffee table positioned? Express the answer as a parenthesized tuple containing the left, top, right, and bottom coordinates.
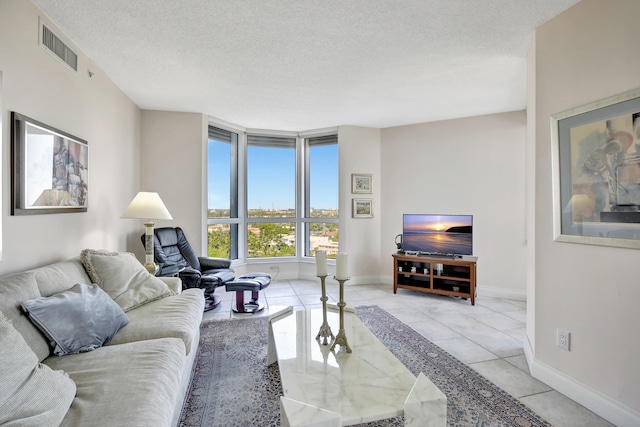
(267, 307, 446, 427)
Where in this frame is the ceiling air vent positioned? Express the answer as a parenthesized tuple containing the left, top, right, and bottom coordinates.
(39, 18, 78, 72)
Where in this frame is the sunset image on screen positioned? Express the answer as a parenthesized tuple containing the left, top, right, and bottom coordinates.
(402, 214, 473, 255)
(403, 215, 470, 234)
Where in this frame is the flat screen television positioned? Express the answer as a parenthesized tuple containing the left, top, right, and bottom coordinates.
(402, 214, 473, 256)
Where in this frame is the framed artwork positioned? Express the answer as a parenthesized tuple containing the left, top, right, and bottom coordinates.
(352, 198, 373, 218)
(11, 112, 88, 215)
(351, 173, 372, 194)
(551, 87, 640, 248)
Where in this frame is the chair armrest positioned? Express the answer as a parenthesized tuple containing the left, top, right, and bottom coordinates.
(198, 257, 232, 270)
(157, 277, 183, 294)
(156, 263, 185, 277)
(238, 272, 271, 280)
(179, 267, 202, 289)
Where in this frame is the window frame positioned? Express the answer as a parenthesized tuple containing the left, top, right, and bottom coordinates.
(207, 119, 338, 264)
(302, 134, 339, 258)
(245, 131, 298, 259)
(206, 125, 241, 260)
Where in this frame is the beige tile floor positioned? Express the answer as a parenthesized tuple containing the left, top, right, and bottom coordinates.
(203, 279, 614, 427)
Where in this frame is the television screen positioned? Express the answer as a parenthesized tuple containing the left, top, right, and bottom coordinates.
(402, 214, 473, 256)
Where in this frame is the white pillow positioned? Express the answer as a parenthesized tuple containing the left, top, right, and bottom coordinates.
(21, 284, 130, 356)
(80, 249, 174, 312)
(0, 312, 76, 425)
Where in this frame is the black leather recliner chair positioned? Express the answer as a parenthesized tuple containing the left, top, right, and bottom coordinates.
(141, 227, 235, 311)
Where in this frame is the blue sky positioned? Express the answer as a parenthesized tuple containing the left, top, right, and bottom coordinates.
(208, 141, 338, 210)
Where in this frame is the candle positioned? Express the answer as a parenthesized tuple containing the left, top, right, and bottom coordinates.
(315, 251, 327, 276)
(336, 252, 348, 280)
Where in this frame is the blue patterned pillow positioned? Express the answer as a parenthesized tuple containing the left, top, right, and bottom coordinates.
(21, 283, 129, 356)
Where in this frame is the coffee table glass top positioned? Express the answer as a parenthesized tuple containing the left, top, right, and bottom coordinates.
(269, 307, 418, 425)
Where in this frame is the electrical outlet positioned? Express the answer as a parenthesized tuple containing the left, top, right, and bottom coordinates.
(269, 265, 279, 271)
(557, 329, 570, 351)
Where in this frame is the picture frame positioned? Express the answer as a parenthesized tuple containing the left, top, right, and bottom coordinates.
(551, 87, 640, 248)
(352, 198, 373, 218)
(11, 112, 88, 215)
(351, 173, 372, 194)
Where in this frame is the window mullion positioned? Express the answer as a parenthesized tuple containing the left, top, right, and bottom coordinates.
(238, 132, 247, 261)
(297, 136, 305, 258)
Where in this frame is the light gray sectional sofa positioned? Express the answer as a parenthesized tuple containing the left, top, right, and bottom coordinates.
(0, 251, 205, 427)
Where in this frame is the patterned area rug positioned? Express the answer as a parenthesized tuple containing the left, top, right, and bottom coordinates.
(179, 306, 551, 426)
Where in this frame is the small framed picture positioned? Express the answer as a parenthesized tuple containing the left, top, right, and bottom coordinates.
(352, 198, 373, 218)
(351, 174, 372, 194)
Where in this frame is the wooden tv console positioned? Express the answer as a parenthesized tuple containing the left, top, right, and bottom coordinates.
(393, 253, 477, 305)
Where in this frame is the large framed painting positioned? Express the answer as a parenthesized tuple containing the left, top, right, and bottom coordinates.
(551, 88, 640, 248)
(11, 112, 88, 215)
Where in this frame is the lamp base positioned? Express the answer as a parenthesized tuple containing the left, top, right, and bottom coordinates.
(144, 262, 159, 275)
(143, 221, 157, 275)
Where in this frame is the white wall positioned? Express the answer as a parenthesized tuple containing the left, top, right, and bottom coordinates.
(0, 0, 141, 275)
(337, 126, 382, 284)
(526, 37, 537, 351)
(0, 70, 3, 261)
(137, 111, 206, 261)
(533, 0, 640, 422)
(380, 112, 528, 298)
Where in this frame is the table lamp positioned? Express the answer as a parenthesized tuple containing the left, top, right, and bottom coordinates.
(121, 191, 173, 273)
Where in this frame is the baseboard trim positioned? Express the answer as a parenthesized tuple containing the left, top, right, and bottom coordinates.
(350, 276, 529, 301)
(528, 351, 640, 427)
(343, 275, 382, 286)
(523, 332, 534, 368)
(296, 274, 382, 285)
(476, 285, 526, 301)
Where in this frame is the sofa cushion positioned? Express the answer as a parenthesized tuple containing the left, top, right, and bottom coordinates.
(31, 258, 93, 298)
(22, 284, 130, 356)
(80, 249, 174, 312)
(157, 275, 183, 294)
(45, 337, 185, 427)
(107, 288, 204, 355)
(0, 312, 76, 426)
(0, 271, 51, 361)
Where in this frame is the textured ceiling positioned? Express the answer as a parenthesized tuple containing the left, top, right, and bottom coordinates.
(32, 0, 580, 131)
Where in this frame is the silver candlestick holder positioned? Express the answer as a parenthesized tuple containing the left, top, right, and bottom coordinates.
(315, 275, 334, 345)
(330, 276, 352, 353)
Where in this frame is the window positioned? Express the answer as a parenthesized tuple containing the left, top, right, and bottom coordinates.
(246, 135, 297, 258)
(207, 127, 238, 259)
(305, 135, 339, 258)
(207, 124, 338, 262)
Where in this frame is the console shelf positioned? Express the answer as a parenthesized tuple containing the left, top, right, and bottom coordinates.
(393, 253, 477, 305)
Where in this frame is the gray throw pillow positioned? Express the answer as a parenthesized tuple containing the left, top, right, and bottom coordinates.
(21, 283, 130, 356)
(80, 249, 174, 312)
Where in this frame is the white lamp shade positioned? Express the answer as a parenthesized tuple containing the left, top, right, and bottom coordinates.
(121, 192, 173, 221)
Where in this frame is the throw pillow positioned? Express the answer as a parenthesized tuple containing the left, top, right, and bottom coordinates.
(0, 312, 76, 425)
(21, 283, 130, 356)
(80, 249, 174, 312)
